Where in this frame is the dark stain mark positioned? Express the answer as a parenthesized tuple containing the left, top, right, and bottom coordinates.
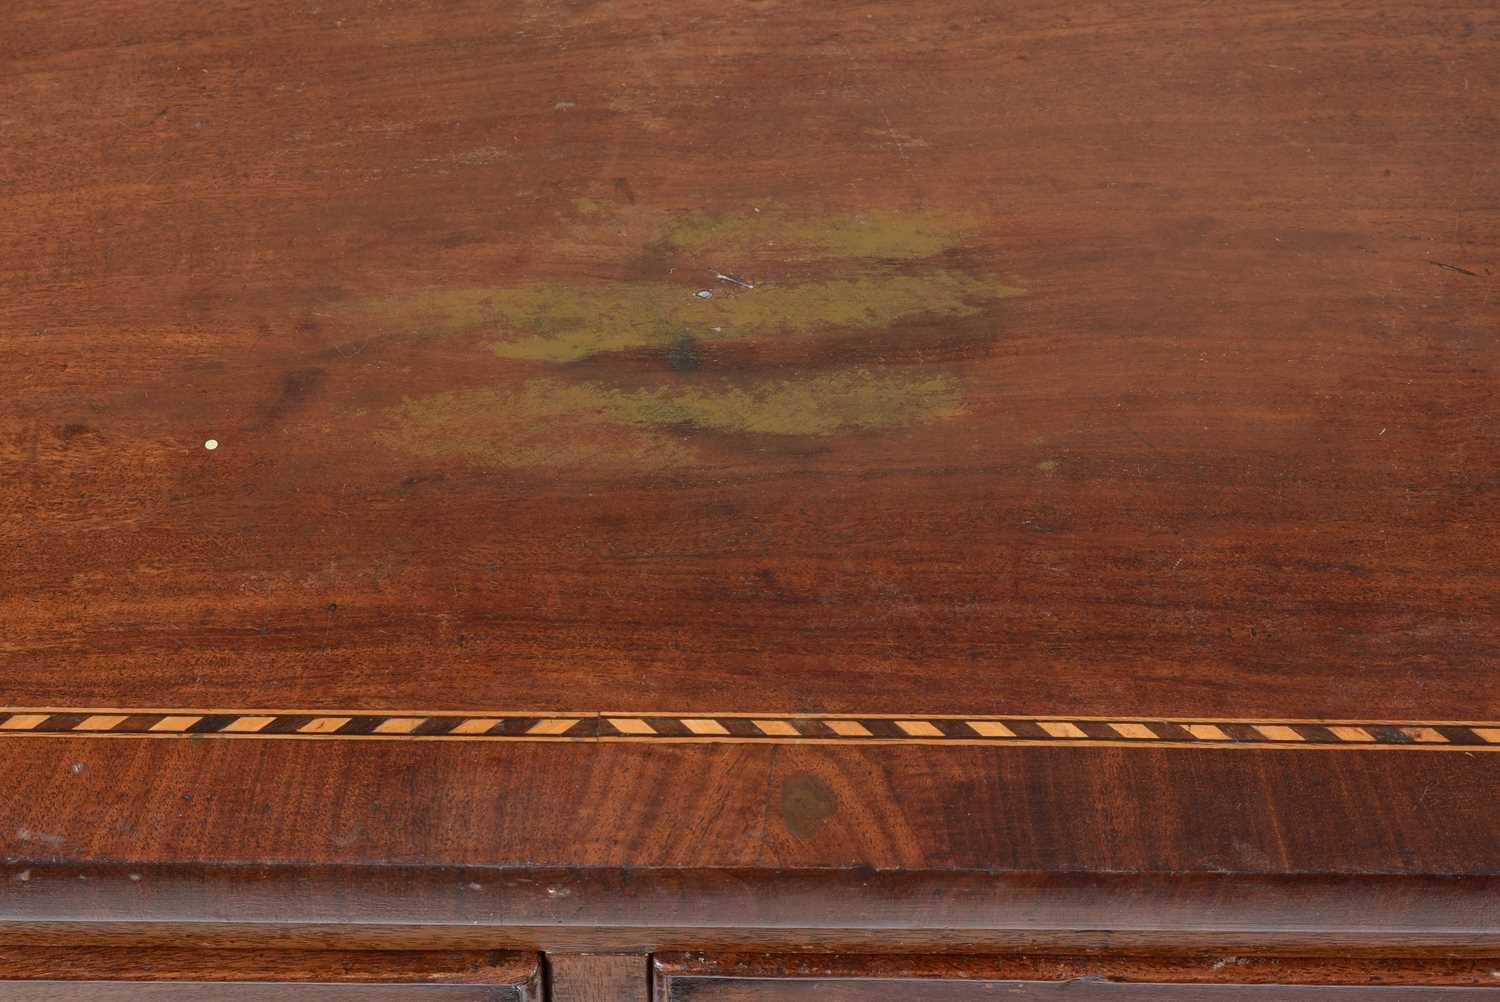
(754, 568, 813, 606)
(436, 231, 486, 249)
(254, 367, 327, 429)
(667, 334, 702, 372)
(280, 367, 326, 404)
(400, 471, 448, 489)
(56, 423, 92, 443)
(780, 772, 837, 839)
(331, 824, 366, 849)
(1008, 505, 1075, 534)
(1431, 261, 1479, 277)
(613, 177, 637, 205)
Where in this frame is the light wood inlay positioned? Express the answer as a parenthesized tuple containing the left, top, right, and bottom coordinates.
(452, 718, 502, 735)
(1039, 722, 1088, 739)
(74, 715, 128, 732)
(606, 718, 657, 735)
(528, 719, 581, 735)
(222, 716, 276, 733)
(297, 717, 351, 734)
(1109, 723, 1158, 740)
(373, 717, 426, 734)
(149, 715, 203, 732)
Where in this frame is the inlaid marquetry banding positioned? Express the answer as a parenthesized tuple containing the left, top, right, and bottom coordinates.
(373, 717, 426, 734)
(1109, 722, 1158, 740)
(1039, 721, 1089, 739)
(452, 718, 502, 735)
(223, 716, 275, 733)
(1, 708, 1497, 750)
(149, 715, 203, 732)
(1253, 724, 1304, 742)
(298, 716, 352, 734)
(528, 718, 581, 735)
(1184, 724, 1230, 741)
(74, 714, 128, 732)
(606, 717, 656, 735)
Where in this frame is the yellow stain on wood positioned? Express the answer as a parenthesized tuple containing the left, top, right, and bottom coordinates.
(347, 207, 1023, 470)
(657, 207, 972, 260)
(381, 369, 965, 468)
(348, 273, 1020, 364)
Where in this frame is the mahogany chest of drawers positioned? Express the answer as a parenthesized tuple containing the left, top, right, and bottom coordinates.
(3, 1, 1497, 998)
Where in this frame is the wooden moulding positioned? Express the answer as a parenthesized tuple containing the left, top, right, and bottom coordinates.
(0, 865, 1498, 954)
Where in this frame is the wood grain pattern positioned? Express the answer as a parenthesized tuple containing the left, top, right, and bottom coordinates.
(6, 0, 1498, 717)
(2, 0, 1498, 949)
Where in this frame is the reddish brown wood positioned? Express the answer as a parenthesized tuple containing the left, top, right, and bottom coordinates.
(1, 0, 1498, 960)
(3, 0, 1497, 717)
(547, 955, 648, 1002)
(0, 948, 539, 1000)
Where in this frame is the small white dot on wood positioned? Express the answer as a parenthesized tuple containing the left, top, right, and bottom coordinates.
(204, 439, 218, 450)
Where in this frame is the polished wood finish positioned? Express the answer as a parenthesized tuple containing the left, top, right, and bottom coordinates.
(8, 0, 1496, 723)
(0, 949, 540, 1000)
(3, 0, 1498, 969)
(547, 955, 647, 1002)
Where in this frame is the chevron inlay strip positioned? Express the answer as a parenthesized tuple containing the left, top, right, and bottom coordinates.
(0, 709, 1496, 750)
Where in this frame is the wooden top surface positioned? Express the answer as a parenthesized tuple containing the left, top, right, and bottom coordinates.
(3, 0, 1499, 920)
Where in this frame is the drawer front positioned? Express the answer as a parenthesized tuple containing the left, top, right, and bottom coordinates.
(0, 950, 542, 1002)
(661, 977, 1500, 1002)
(0, 987, 521, 1001)
(656, 957, 1500, 1002)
